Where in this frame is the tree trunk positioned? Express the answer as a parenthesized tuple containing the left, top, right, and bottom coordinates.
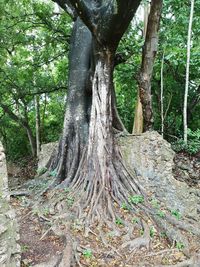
(47, 17, 92, 183)
(26, 124, 37, 157)
(132, 2, 149, 134)
(138, 0, 163, 132)
(35, 95, 41, 157)
(86, 45, 114, 188)
(184, 0, 194, 144)
(132, 90, 143, 134)
(160, 50, 165, 136)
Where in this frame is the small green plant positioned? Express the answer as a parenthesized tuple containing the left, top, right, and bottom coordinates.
(131, 217, 139, 224)
(175, 241, 185, 250)
(121, 202, 130, 210)
(171, 209, 181, 220)
(129, 195, 144, 205)
(115, 217, 123, 225)
(21, 244, 29, 252)
(156, 210, 165, 218)
(82, 249, 92, 259)
(150, 226, 155, 238)
(151, 198, 160, 209)
(140, 229, 144, 236)
(66, 196, 74, 207)
(50, 170, 57, 177)
(160, 232, 167, 238)
(42, 207, 50, 216)
(64, 188, 70, 193)
(37, 167, 47, 176)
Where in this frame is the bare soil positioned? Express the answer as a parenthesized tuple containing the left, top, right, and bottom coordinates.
(10, 197, 65, 266)
(9, 151, 200, 267)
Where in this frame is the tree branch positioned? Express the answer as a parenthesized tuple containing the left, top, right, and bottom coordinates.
(68, 0, 141, 48)
(67, 0, 96, 32)
(52, 0, 77, 19)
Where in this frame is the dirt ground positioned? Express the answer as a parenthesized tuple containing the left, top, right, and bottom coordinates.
(9, 152, 200, 267)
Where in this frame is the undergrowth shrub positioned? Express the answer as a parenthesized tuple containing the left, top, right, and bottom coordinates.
(172, 128, 200, 154)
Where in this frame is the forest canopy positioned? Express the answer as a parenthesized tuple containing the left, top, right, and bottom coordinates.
(0, 0, 200, 158)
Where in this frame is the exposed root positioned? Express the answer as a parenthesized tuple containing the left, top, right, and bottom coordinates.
(159, 253, 200, 267)
(144, 248, 180, 257)
(122, 220, 150, 252)
(43, 138, 199, 263)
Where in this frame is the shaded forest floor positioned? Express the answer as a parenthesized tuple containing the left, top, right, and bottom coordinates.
(8, 151, 200, 267)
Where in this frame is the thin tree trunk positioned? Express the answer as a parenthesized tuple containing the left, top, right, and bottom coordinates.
(132, 91, 143, 134)
(138, 0, 163, 132)
(184, 0, 194, 143)
(35, 95, 41, 157)
(160, 50, 165, 136)
(132, 2, 149, 134)
(26, 124, 37, 157)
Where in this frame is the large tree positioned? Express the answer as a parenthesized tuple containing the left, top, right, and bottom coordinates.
(49, 0, 142, 223)
(46, 4, 200, 265)
(0, 0, 68, 158)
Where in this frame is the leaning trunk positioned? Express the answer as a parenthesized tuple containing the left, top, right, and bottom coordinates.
(26, 124, 36, 157)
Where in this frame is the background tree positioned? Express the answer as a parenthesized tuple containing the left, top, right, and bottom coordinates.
(132, 1, 149, 134)
(136, 0, 162, 132)
(0, 0, 69, 159)
(1, 0, 200, 159)
(183, 0, 195, 144)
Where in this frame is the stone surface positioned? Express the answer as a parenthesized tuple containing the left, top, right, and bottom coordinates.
(0, 142, 21, 267)
(119, 131, 200, 220)
(173, 153, 200, 187)
(38, 142, 58, 170)
(38, 133, 200, 220)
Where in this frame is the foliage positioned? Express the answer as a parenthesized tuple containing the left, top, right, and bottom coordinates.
(115, 218, 124, 225)
(82, 249, 93, 259)
(156, 210, 165, 218)
(172, 128, 200, 154)
(171, 209, 181, 220)
(175, 241, 185, 250)
(129, 195, 144, 205)
(0, 0, 200, 160)
(0, 0, 69, 159)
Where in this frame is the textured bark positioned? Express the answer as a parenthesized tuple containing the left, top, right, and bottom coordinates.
(49, 0, 142, 218)
(48, 17, 92, 183)
(132, 2, 149, 134)
(35, 95, 41, 157)
(138, 0, 163, 132)
(183, 0, 194, 143)
(160, 50, 165, 136)
(133, 89, 143, 134)
(26, 123, 36, 157)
